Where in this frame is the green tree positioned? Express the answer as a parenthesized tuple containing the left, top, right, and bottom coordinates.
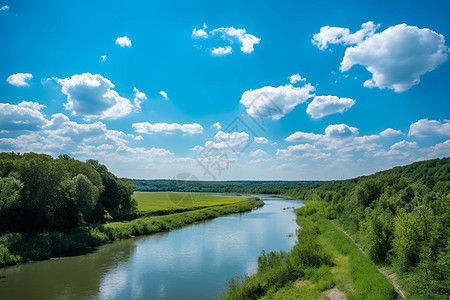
(71, 174, 98, 224)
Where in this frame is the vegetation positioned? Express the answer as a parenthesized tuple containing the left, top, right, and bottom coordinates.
(0, 152, 135, 233)
(221, 157, 448, 299)
(222, 201, 396, 299)
(273, 157, 448, 299)
(129, 178, 326, 194)
(135, 192, 248, 213)
(0, 197, 262, 266)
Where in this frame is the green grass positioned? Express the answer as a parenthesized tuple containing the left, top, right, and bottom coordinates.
(221, 200, 397, 300)
(0, 196, 263, 267)
(134, 192, 247, 213)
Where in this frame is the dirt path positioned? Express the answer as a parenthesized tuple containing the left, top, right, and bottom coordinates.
(330, 220, 406, 299)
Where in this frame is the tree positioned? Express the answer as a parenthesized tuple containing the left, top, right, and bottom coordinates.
(71, 174, 98, 224)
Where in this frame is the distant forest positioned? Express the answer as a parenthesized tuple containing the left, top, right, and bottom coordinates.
(129, 178, 326, 194)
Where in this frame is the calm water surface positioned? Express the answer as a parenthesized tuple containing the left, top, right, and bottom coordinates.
(0, 195, 303, 299)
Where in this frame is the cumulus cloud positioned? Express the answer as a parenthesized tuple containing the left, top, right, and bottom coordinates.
(211, 46, 232, 56)
(6, 73, 33, 87)
(211, 122, 221, 130)
(210, 27, 261, 54)
(57, 73, 132, 120)
(312, 21, 379, 50)
(115, 36, 132, 47)
(380, 128, 403, 137)
(133, 87, 147, 111)
(0, 5, 9, 11)
(408, 119, 450, 137)
(284, 124, 382, 154)
(240, 83, 315, 120)
(249, 149, 266, 157)
(276, 144, 317, 158)
(198, 131, 251, 154)
(254, 137, 269, 144)
(306, 95, 355, 119)
(159, 91, 168, 100)
(0, 101, 48, 131)
(132, 122, 203, 135)
(340, 24, 449, 92)
(289, 74, 306, 84)
(192, 24, 208, 39)
(0, 111, 141, 155)
(192, 24, 260, 54)
(425, 140, 450, 158)
(390, 140, 418, 150)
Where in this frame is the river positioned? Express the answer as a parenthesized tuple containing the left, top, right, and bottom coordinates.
(0, 195, 304, 299)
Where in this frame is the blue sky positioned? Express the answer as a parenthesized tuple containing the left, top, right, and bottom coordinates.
(1, 0, 449, 180)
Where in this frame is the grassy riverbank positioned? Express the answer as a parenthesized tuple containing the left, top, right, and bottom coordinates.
(0, 196, 263, 267)
(221, 200, 397, 299)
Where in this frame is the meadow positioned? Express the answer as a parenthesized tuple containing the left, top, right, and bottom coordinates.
(0, 193, 262, 266)
(221, 200, 397, 300)
(134, 192, 248, 213)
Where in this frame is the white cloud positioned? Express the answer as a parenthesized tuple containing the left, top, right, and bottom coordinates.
(193, 25, 260, 55)
(240, 83, 315, 120)
(0, 101, 48, 131)
(340, 24, 448, 92)
(249, 149, 266, 157)
(211, 27, 261, 54)
(6, 73, 33, 87)
(159, 91, 168, 100)
(133, 87, 147, 111)
(289, 74, 306, 84)
(115, 36, 132, 47)
(425, 140, 450, 158)
(284, 124, 382, 155)
(276, 143, 317, 158)
(57, 73, 132, 120)
(211, 122, 221, 130)
(192, 24, 208, 39)
(312, 21, 379, 50)
(191, 145, 204, 151)
(380, 128, 403, 137)
(408, 119, 450, 137)
(200, 131, 250, 152)
(306, 95, 355, 119)
(0, 5, 9, 11)
(254, 137, 269, 144)
(101, 55, 107, 62)
(0, 111, 142, 155)
(132, 122, 203, 135)
(211, 46, 232, 56)
(390, 140, 418, 150)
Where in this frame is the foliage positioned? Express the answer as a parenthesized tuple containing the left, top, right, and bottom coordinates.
(0, 197, 262, 266)
(0, 152, 134, 233)
(221, 204, 395, 299)
(286, 157, 449, 299)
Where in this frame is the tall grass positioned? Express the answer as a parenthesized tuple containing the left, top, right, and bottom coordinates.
(221, 201, 397, 299)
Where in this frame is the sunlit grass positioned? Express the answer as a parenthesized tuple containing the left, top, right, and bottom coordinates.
(134, 192, 247, 212)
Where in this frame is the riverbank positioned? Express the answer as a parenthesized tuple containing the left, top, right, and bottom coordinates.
(221, 200, 397, 299)
(0, 197, 263, 267)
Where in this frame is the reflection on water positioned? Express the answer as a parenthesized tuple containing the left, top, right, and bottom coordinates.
(0, 196, 303, 299)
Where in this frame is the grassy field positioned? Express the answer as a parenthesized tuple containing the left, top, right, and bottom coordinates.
(134, 192, 247, 213)
(0, 195, 263, 267)
(221, 200, 397, 300)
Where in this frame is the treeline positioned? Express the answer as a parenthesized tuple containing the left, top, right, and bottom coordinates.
(287, 157, 449, 299)
(0, 152, 135, 234)
(129, 178, 326, 194)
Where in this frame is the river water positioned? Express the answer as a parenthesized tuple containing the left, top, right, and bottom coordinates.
(0, 195, 303, 299)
